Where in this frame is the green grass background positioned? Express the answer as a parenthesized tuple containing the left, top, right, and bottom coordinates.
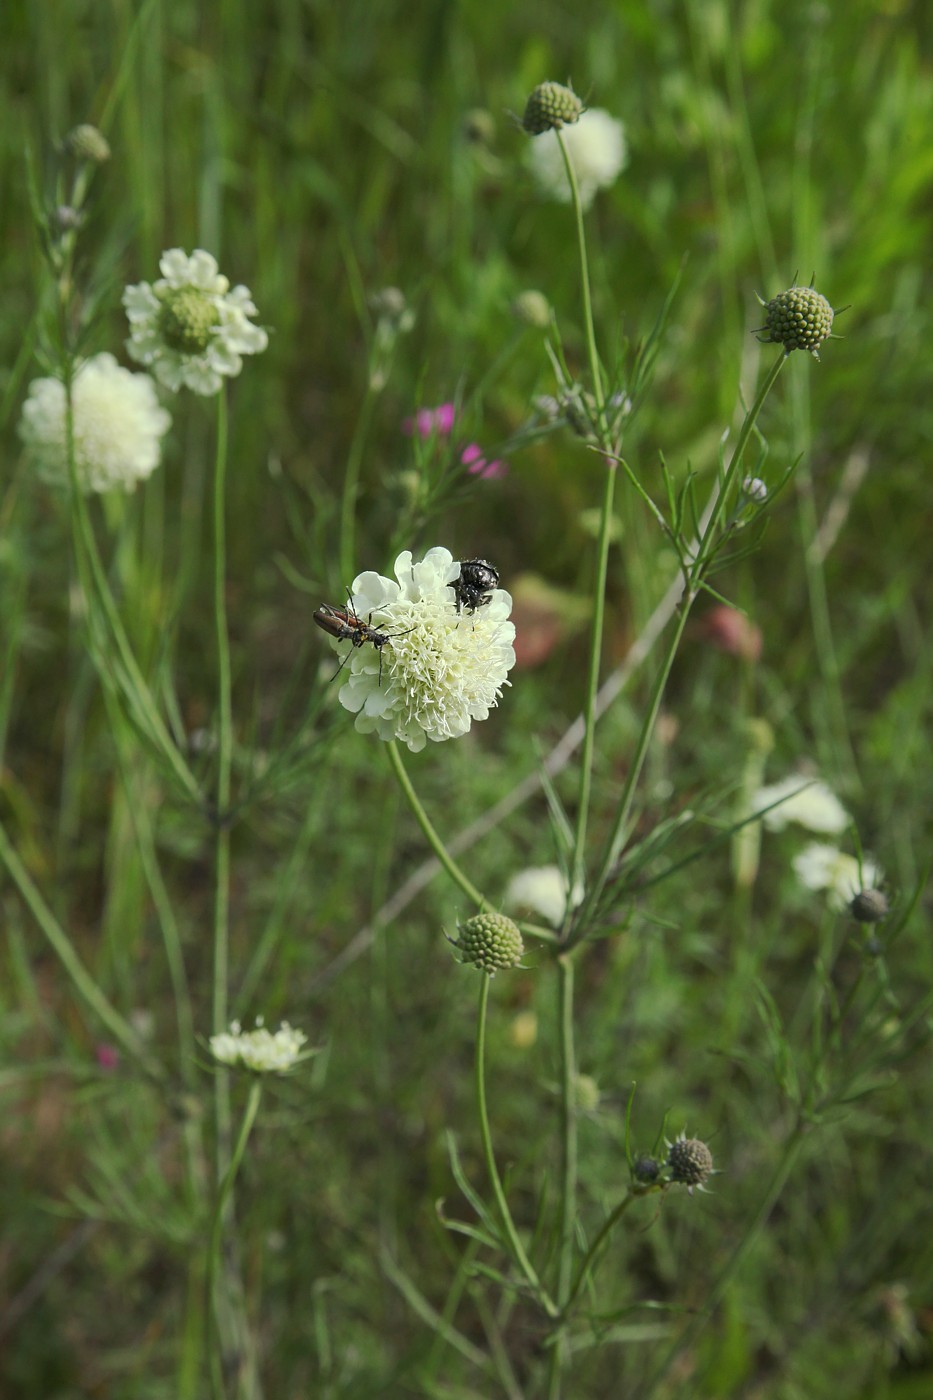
(2, 0, 933, 1395)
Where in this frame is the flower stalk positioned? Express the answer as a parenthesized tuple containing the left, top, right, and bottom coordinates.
(554, 128, 615, 902)
(386, 741, 489, 911)
(475, 973, 557, 1316)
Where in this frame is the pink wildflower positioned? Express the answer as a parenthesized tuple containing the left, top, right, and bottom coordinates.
(95, 1044, 120, 1072)
(402, 402, 457, 438)
(461, 443, 507, 480)
(697, 604, 762, 662)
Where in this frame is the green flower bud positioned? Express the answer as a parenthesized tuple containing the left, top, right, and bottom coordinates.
(451, 913, 524, 974)
(157, 286, 219, 355)
(64, 123, 111, 163)
(560, 386, 596, 439)
(51, 205, 83, 233)
(511, 289, 551, 329)
(667, 1134, 714, 1191)
(633, 1154, 661, 1184)
(575, 1073, 601, 1112)
(522, 82, 583, 135)
(369, 286, 408, 322)
(755, 284, 836, 359)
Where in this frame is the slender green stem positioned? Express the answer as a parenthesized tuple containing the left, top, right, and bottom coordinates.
(588, 601, 693, 901)
(386, 740, 489, 910)
(0, 817, 161, 1077)
(797, 453, 858, 780)
(338, 379, 377, 585)
(205, 393, 261, 1396)
(106, 692, 197, 1084)
(211, 385, 233, 1132)
(547, 952, 579, 1400)
(643, 1120, 807, 1398)
(579, 352, 788, 920)
(213, 388, 233, 827)
(206, 1079, 263, 1393)
(556, 130, 604, 412)
(475, 974, 557, 1315)
(555, 129, 615, 894)
(565, 1191, 637, 1312)
(692, 352, 786, 567)
(555, 953, 578, 1305)
(60, 356, 199, 805)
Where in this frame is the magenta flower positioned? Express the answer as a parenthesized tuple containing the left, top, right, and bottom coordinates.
(461, 443, 507, 480)
(403, 402, 457, 438)
(95, 1044, 120, 1072)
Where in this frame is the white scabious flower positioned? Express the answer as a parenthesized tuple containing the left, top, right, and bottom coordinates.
(793, 843, 883, 910)
(332, 546, 516, 753)
(123, 248, 268, 396)
(18, 353, 171, 494)
(210, 1018, 307, 1073)
(753, 775, 849, 834)
(528, 108, 627, 210)
(504, 865, 583, 927)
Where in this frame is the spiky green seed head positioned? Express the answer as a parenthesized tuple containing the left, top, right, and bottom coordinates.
(849, 888, 889, 924)
(452, 913, 524, 973)
(64, 124, 111, 163)
(757, 285, 835, 358)
(522, 82, 583, 135)
(668, 1135, 714, 1190)
(157, 286, 218, 354)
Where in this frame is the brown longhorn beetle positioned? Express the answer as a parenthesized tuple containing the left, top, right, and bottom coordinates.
(314, 592, 412, 685)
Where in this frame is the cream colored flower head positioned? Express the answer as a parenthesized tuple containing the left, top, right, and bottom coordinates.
(332, 547, 516, 753)
(793, 843, 882, 911)
(754, 775, 848, 835)
(528, 108, 627, 210)
(18, 353, 171, 494)
(124, 248, 268, 396)
(504, 865, 584, 928)
(209, 1018, 307, 1073)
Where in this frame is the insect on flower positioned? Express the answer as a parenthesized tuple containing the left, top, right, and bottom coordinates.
(453, 558, 499, 614)
(314, 595, 410, 685)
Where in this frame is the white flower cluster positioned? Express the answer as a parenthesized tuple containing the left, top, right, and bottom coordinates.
(504, 865, 584, 928)
(753, 775, 848, 834)
(209, 1018, 307, 1073)
(332, 547, 516, 752)
(18, 353, 171, 494)
(124, 248, 268, 396)
(528, 108, 627, 211)
(753, 770, 883, 911)
(793, 844, 883, 911)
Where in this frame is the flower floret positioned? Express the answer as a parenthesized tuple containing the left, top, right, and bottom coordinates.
(124, 248, 268, 396)
(329, 547, 516, 751)
(209, 1018, 307, 1073)
(19, 352, 170, 494)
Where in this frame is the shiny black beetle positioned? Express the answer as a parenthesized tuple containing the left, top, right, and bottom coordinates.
(453, 558, 499, 614)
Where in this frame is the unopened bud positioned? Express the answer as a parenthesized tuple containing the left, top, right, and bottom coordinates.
(64, 123, 111, 163)
(522, 82, 583, 135)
